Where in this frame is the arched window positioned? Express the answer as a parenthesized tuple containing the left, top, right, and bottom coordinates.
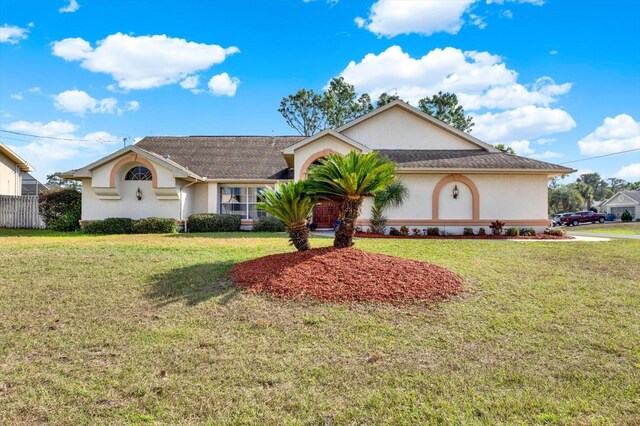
(125, 166, 152, 181)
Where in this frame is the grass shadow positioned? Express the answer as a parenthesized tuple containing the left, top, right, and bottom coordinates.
(145, 262, 241, 307)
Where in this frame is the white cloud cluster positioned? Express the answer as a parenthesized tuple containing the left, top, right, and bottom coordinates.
(0, 23, 30, 44)
(3, 119, 118, 180)
(616, 163, 640, 180)
(577, 114, 640, 155)
(355, 0, 475, 37)
(53, 90, 139, 115)
(337, 45, 575, 159)
(339, 46, 572, 112)
(52, 33, 240, 90)
(59, 0, 80, 13)
(208, 73, 240, 96)
(355, 0, 544, 37)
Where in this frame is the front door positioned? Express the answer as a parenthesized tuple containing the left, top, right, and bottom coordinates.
(313, 202, 339, 229)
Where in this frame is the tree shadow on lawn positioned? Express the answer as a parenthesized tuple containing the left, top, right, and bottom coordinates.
(145, 261, 242, 307)
(145, 249, 332, 307)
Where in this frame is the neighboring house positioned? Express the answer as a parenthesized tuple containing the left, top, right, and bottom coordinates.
(60, 101, 575, 232)
(598, 191, 640, 220)
(21, 172, 49, 196)
(0, 143, 33, 196)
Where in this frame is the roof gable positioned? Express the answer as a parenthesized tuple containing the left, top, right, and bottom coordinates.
(0, 143, 33, 172)
(281, 129, 370, 155)
(601, 190, 640, 206)
(336, 101, 500, 152)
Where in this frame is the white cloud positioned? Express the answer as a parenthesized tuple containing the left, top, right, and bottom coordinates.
(10, 93, 23, 100)
(473, 105, 576, 142)
(577, 114, 640, 155)
(469, 14, 487, 29)
(208, 73, 240, 96)
(549, 50, 558, 55)
(615, 163, 640, 180)
(338, 46, 572, 111)
(59, 0, 80, 13)
(356, 0, 544, 37)
(355, 0, 476, 37)
(52, 33, 240, 90)
(501, 9, 513, 18)
(3, 120, 118, 180)
(27, 86, 42, 94)
(126, 101, 140, 112)
(0, 23, 29, 44)
(536, 137, 556, 145)
(180, 75, 200, 90)
(507, 140, 534, 155)
(53, 89, 137, 116)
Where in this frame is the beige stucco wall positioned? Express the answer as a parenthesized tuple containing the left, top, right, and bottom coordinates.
(81, 178, 181, 220)
(293, 134, 363, 181)
(91, 155, 177, 190)
(0, 152, 22, 196)
(342, 106, 480, 151)
(357, 173, 550, 232)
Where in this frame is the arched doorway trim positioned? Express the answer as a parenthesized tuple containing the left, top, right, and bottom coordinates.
(109, 154, 159, 188)
(299, 148, 341, 179)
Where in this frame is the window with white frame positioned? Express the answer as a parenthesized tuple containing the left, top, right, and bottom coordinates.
(219, 187, 267, 220)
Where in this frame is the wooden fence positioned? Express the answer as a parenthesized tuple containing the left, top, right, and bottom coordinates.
(0, 195, 45, 229)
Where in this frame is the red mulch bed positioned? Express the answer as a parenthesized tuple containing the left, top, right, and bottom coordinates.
(354, 232, 573, 240)
(230, 247, 463, 304)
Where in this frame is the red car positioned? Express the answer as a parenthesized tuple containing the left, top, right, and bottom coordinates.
(560, 211, 606, 226)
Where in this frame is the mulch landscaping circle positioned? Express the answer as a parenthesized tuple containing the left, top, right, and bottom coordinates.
(230, 247, 463, 304)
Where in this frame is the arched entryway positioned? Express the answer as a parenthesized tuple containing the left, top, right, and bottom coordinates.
(300, 149, 341, 229)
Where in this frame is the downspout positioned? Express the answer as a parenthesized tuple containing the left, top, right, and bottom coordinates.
(179, 178, 200, 233)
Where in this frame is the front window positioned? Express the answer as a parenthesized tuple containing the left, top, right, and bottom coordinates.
(125, 166, 152, 181)
(219, 186, 267, 220)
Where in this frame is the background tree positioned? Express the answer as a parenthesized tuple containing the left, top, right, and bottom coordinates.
(418, 91, 474, 133)
(494, 144, 516, 155)
(278, 89, 326, 136)
(576, 172, 608, 200)
(307, 151, 397, 248)
(573, 182, 594, 209)
(606, 178, 628, 193)
(257, 181, 317, 251)
(46, 174, 81, 191)
(548, 185, 584, 214)
(376, 92, 401, 108)
(628, 181, 640, 190)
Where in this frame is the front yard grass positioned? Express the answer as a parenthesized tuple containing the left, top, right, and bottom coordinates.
(0, 229, 638, 425)
(571, 221, 640, 235)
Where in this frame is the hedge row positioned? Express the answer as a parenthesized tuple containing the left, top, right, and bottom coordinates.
(251, 216, 286, 232)
(187, 214, 241, 232)
(81, 217, 177, 234)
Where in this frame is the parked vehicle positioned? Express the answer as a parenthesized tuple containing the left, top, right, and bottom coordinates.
(552, 213, 574, 226)
(559, 211, 606, 226)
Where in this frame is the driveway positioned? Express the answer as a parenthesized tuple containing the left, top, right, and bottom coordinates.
(566, 231, 640, 240)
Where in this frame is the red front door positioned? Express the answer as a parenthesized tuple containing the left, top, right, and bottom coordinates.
(313, 202, 339, 229)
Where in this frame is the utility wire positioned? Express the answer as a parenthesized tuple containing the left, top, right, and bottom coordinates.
(0, 129, 116, 143)
(559, 147, 640, 165)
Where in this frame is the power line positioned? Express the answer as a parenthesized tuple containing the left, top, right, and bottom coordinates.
(0, 129, 117, 143)
(559, 147, 640, 165)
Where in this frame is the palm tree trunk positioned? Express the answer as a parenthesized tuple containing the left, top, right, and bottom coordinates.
(334, 198, 363, 248)
(288, 222, 311, 251)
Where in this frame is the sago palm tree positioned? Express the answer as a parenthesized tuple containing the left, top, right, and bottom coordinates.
(369, 180, 408, 234)
(257, 181, 317, 251)
(307, 151, 397, 248)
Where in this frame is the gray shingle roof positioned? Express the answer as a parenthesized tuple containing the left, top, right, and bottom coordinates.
(378, 149, 573, 171)
(135, 136, 305, 180)
(622, 191, 640, 203)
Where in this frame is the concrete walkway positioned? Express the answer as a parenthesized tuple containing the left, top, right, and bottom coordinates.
(566, 231, 640, 240)
(312, 230, 613, 242)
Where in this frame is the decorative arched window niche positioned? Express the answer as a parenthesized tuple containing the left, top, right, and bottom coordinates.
(125, 166, 153, 181)
(109, 154, 159, 189)
(432, 174, 480, 220)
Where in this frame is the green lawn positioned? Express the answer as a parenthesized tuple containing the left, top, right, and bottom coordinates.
(571, 222, 640, 235)
(1, 230, 638, 425)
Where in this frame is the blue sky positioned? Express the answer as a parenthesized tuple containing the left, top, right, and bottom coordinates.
(1, 0, 639, 182)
